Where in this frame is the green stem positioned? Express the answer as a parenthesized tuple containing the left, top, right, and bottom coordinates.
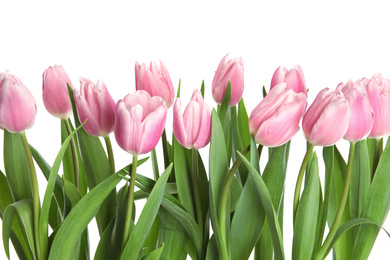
(122, 155, 138, 249)
(151, 148, 160, 180)
(20, 132, 42, 260)
(161, 129, 170, 170)
(372, 138, 382, 179)
(104, 135, 115, 174)
(315, 142, 355, 260)
(192, 149, 203, 235)
(293, 143, 314, 221)
(63, 119, 80, 190)
(218, 144, 250, 248)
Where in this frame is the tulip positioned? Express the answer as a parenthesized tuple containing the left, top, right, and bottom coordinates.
(302, 88, 351, 146)
(173, 89, 211, 149)
(114, 90, 167, 155)
(0, 72, 37, 132)
(337, 79, 374, 142)
(74, 77, 116, 136)
(270, 65, 307, 96)
(135, 60, 175, 108)
(249, 83, 306, 147)
(212, 54, 244, 106)
(42, 65, 73, 119)
(366, 73, 390, 138)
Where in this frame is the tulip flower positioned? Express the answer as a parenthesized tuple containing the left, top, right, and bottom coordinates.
(114, 90, 168, 155)
(366, 73, 390, 138)
(337, 79, 374, 142)
(0, 72, 37, 132)
(74, 77, 116, 137)
(42, 65, 73, 119)
(302, 88, 351, 146)
(249, 83, 306, 147)
(173, 89, 211, 149)
(135, 60, 175, 108)
(270, 65, 307, 96)
(212, 54, 244, 106)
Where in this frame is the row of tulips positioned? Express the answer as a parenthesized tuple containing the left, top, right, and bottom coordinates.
(1, 54, 390, 260)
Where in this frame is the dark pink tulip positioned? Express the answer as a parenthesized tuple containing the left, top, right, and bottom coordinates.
(0, 72, 37, 132)
(302, 88, 351, 146)
(114, 90, 167, 155)
(249, 83, 306, 147)
(173, 89, 211, 149)
(337, 79, 374, 142)
(135, 60, 175, 108)
(42, 65, 73, 119)
(366, 73, 390, 138)
(74, 77, 116, 137)
(212, 54, 244, 106)
(270, 65, 307, 96)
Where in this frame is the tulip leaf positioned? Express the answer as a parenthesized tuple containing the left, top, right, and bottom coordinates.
(205, 235, 219, 260)
(352, 138, 390, 260)
(292, 152, 320, 260)
(367, 137, 383, 177)
(176, 78, 181, 98)
(200, 80, 205, 98)
(61, 120, 75, 184)
(3, 130, 33, 201)
(218, 82, 232, 163)
(142, 243, 165, 260)
(238, 99, 251, 150)
(120, 164, 172, 260)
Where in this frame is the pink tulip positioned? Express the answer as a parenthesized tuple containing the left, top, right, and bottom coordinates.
(135, 60, 175, 108)
(337, 79, 374, 142)
(270, 65, 307, 96)
(366, 73, 390, 138)
(42, 65, 73, 119)
(74, 77, 116, 137)
(302, 88, 351, 146)
(0, 72, 37, 132)
(173, 89, 211, 149)
(114, 90, 168, 155)
(249, 83, 306, 147)
(212, 54, 244, 106)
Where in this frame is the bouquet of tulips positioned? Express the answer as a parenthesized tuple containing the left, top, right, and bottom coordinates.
(1, 54, 390, 260)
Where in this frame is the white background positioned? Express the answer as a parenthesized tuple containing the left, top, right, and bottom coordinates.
(1, 0, 390, 259)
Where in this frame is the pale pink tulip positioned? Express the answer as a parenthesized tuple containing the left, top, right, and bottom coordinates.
(42, 65, 73, 119)
(114, 90, 167, 155)
(173, 89, 211, 149)
(302, 88, 351, 146)
(337, 79, 374, 142)
(270, 65, 307, 96)
(74, 77, 116, 136)
(249, 83, 306, 147)
(135, 60, 175, 108)
(0, 72, 37, 132)
(366, 73, 390, 138)
(212, 54, 244, 106)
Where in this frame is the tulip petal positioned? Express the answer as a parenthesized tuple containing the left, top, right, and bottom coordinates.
(139, 105, 167, 154)
(74, 89, 101, 136)
(193, 102, 211, 149)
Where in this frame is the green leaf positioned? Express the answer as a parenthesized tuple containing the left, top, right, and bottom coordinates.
(292, 153, 320, 260)
(218, 82, 232, 163)
(61, 120, 75, 184)
(142, 243, 165, 260)
(200, 80, 205, 98)
(142, 216, 160, 256)
(176, 79, 181, 98)
(352, 138, 390, 260)
(2, 199, 36, 260)
(120, 164, 173, 259)
(237, 99, 250, 149)
(205, 235, 219, 260)
(230, 106, 247, 186)
(3, 130, 33, 201)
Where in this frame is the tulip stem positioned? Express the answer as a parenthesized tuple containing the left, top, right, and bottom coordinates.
(20, 132, 42, 260)
(315, 142, 355, 260)
(218, 144, 250, 249)
(293, 143, 314, 221)
(63, 119, 80, 190)
(371, 138, 382, 179)
(192, 148, 204, 235)
(122, 155, 138, 250)
(161, 129, 170, 170)
(104, 136, 115, 174)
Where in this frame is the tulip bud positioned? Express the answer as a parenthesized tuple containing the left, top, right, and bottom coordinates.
(337, 79, 374, 142)
(302, 88, 351, 146)
(366, 73, 390, 139)
(114, 90, 168, 155)
(212, 54, 244, 106)
(0, 72, 37, 132)
(74, 77, 116, 137)
(42, 65, 73, 119)
(249, 83, 306, 147)
(270, 65, 307, 96)
(173, 89, 211, 149)
(135, 60, 175, 108)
